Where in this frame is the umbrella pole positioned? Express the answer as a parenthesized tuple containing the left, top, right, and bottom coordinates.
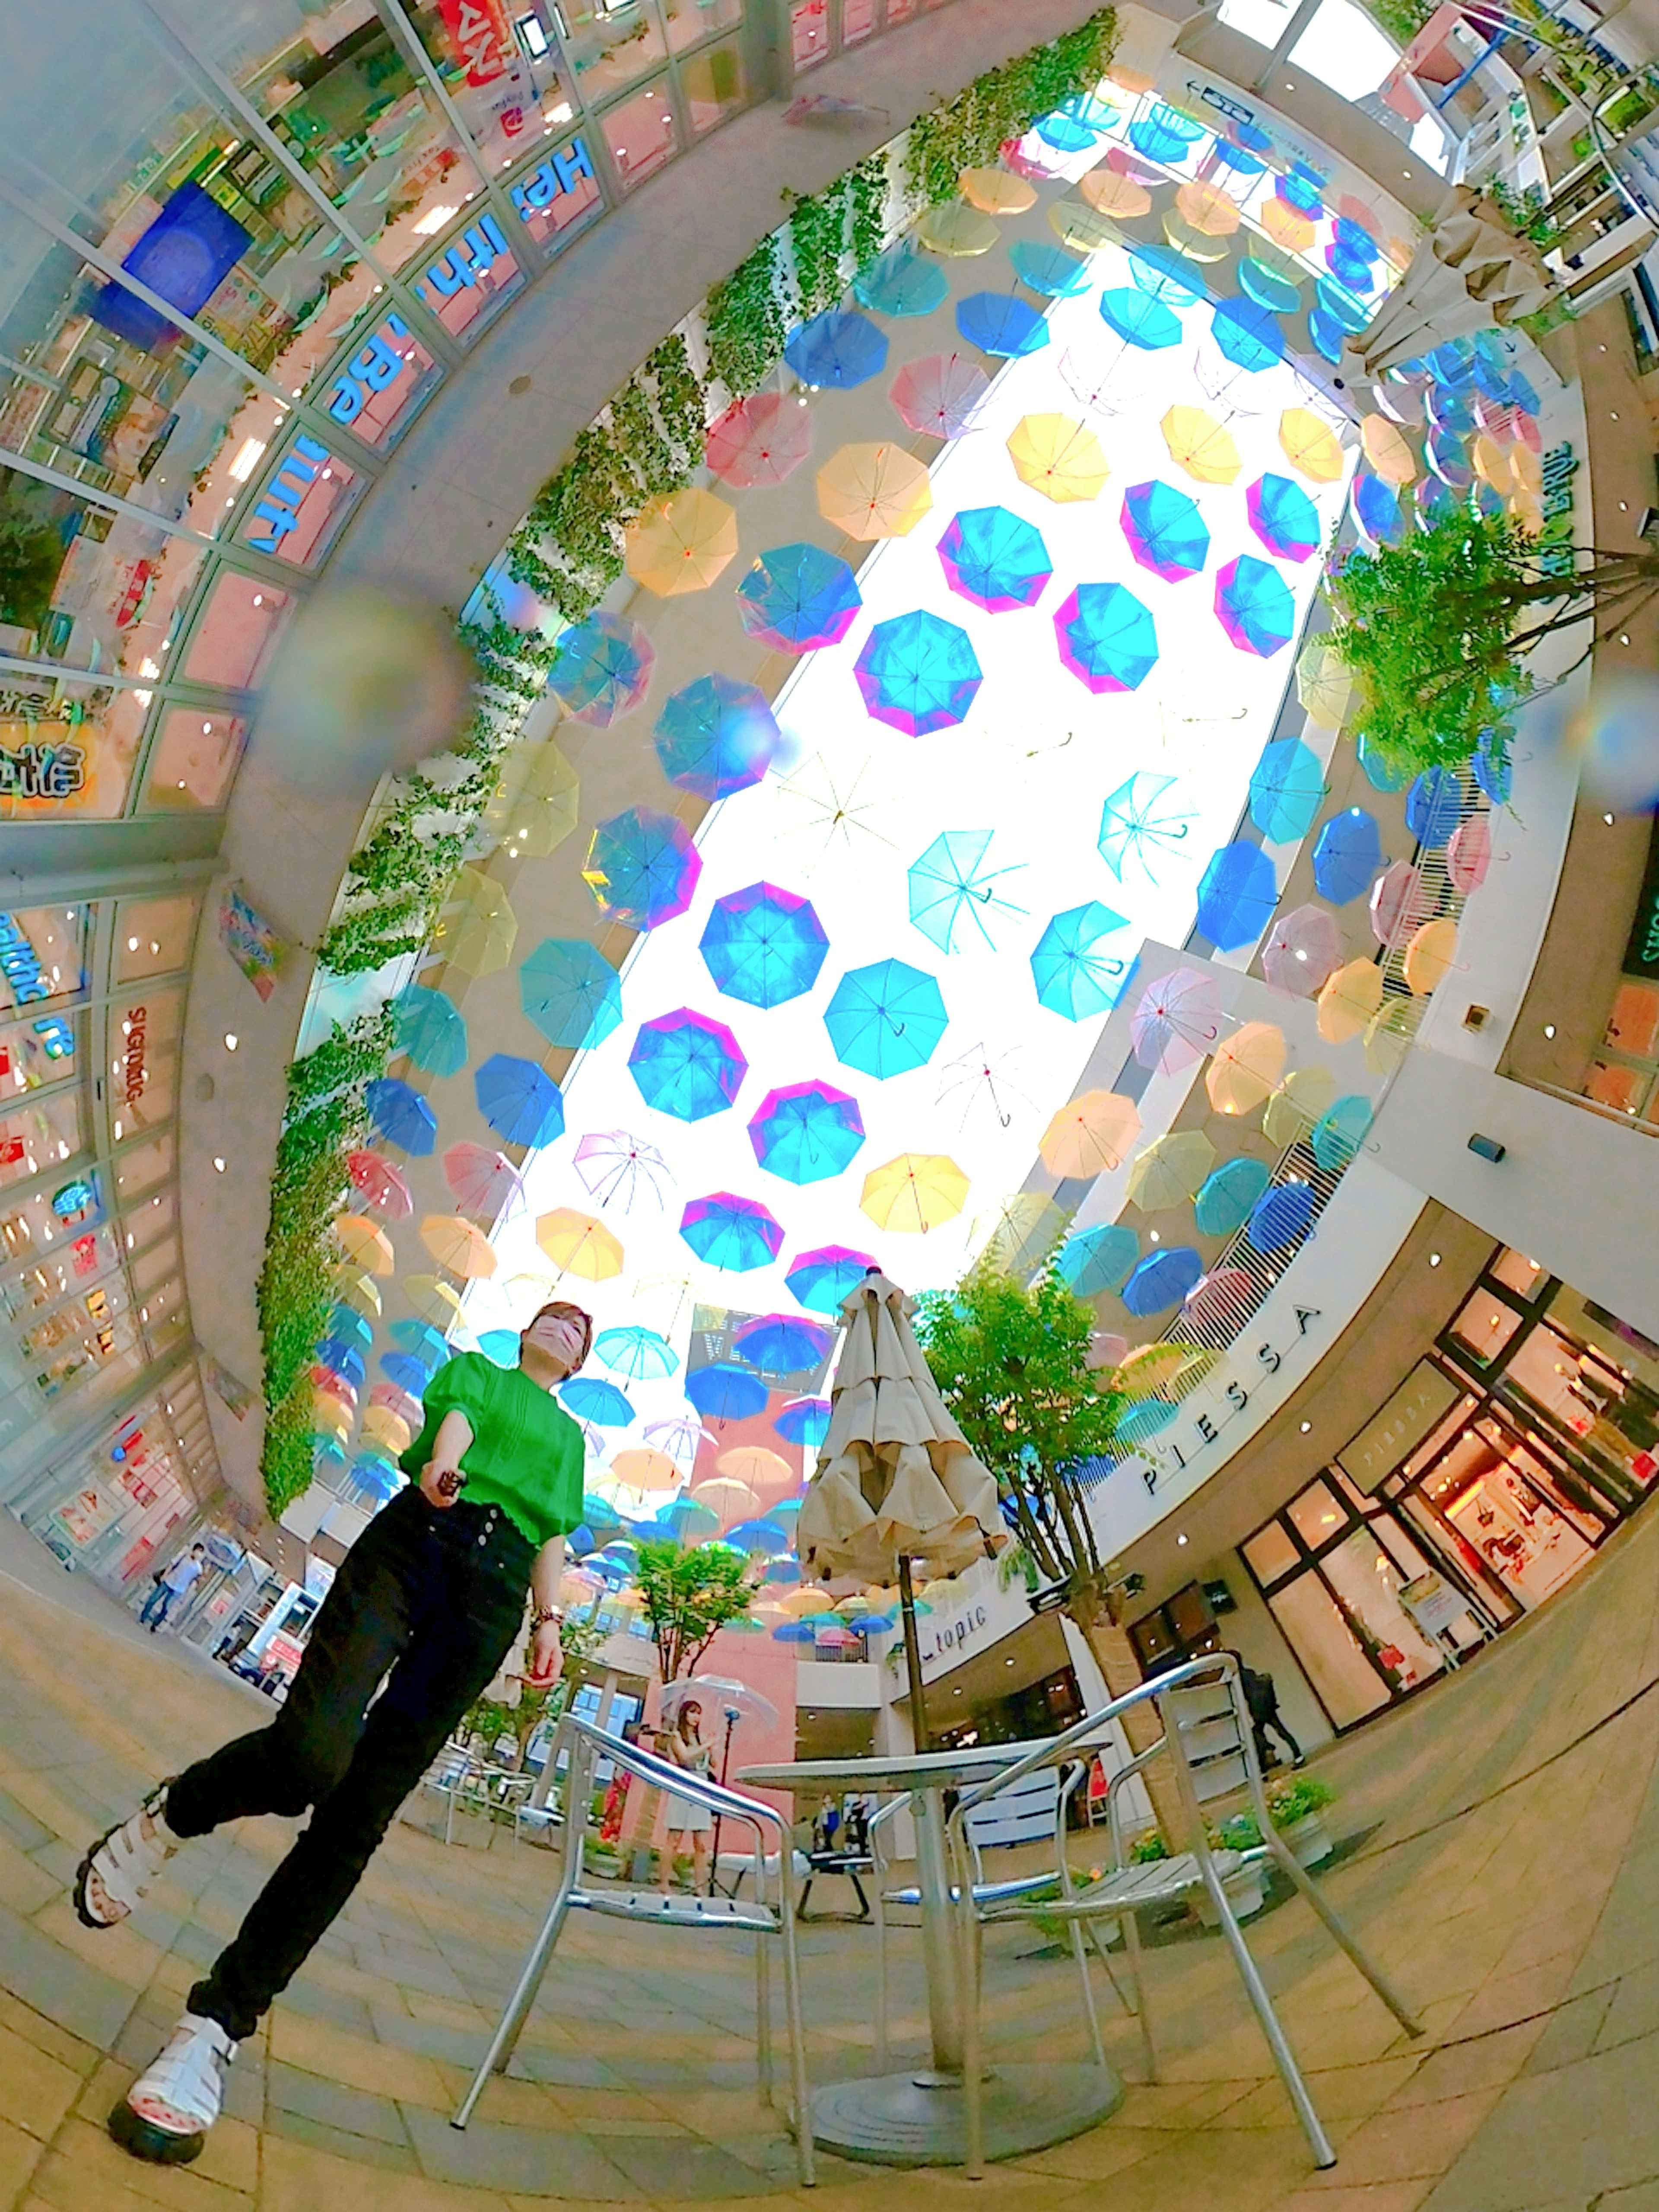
(707, 1707, 738, 1897)
(898, 1556, 930, 1754)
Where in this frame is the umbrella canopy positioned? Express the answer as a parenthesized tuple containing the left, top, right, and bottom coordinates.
(1210, 296, 1285, 372)
(855, 610, 982, 736)
(1312, 1094, 1375, 1170)
(334, 1214, 394, 1274)
(442, 1142, 519, 1219)
(1011, 240, 1089, 297)
(1049, 198, 1119, 252)
(1121, 480, 1210, 581)
(686, 1362, 769, 1422)
(1039, 1089, 1141, 1177)
(705, 391, 812, 488)
(1196, 840, 1278, 950)
(785, 308, 889, 389)
(735, 1314, 833, 1375)
(629, 1009, 747, 1121)
(1238, 256, 1301, 313)
(1007, 414, 1109, 503)
(486, 737, 578, 863)
(596, 1325, 678, 1381)
(1055, 582, 1158, 693)
(1362, 413, 1417, 486)
(1080, 165, 1152, 216)
(937, 506, 1052, 612)
(1030, 900, 1133, 1019)
(346, 1150, 413, 1219)
(786, 1245, 877, 1314)
(1057, 1222, 1138, 1296)
(609, 1446, 680, 1489)
(560, 1376, 635, 1427)
(1406, 766, 1462, 849)
(1261, 1065, 1338, 1149)
(1246, 1181, 1316, 1253)
(960, 165, 1038, 214)
(1131, 967, 1222, 1072)
(1126, 1130, 1216, 1212)
(1205, 1020, 1287, 1116)
(1098, 288, 1182, 350)
(861, 1153, 969, 1233)
(916, 202, 999, 256)
(393, 985, 467, 1078)
(389, 1319, 448, 1365)
(748, 1080, 865, 1184)
(519, 937, 623, 1051)
(1297, 638, 1357, 729)
(1354, 471, 1405, 549)
(1249, 738, 1325, 842)
(625, 483, 743, 601)
(1405, 916, 1459, 994)
(1371, 859, 1427, 951)
(817, 442, 932, 539)
(582, 807, 701, 931)
(536, 1208, 624, 1280)
(907, 830, 1025, 953)
(1279, 408, 1345, 483)
(574, 1129, 671, 1211)
(474, 1055, 564, 1150)
(681, 1192, 785, 1272)
(327, 1306, 374, 1354)
(1176, 177, 1241, 234)
(644, 1412, 717, 1462)
(366, 1077, 436, 1157)
(1262, 197, 1316, 253)
(1448, 815, 1491, 893)
(700, 882, 828, 1007)
(1127, 238, 1206, 306)
(654, 673, 780, 801)
(956, 290, 1049, 358)
(1246, 473, 1321, 563)
(1114, 1339, 1196, 1395)
(547, 610, 655, 727)
(1317, 957, 1386, 1043)
(736, 543, 860, 653)
(855, 244, 951, 316)
(1262, 903, 1342, 995)
(1162, 405, 1240, 484)
(889, 351, 990, 439)
(1122, 1246, 1205, 1315)
(1099, 772, 1192, 882)
(1215, 555, 1296, 656)
(824, 958, 947, 1078)
(435, 869, 518, 979)
(1195, 1156, 1272, 1236)
(1312, 808, 1384, 905)
(775, 1396, 832, 1449)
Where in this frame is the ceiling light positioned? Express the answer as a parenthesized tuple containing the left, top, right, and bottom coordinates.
(213, 1157, 226, 1173)
(1429, 1252, 1441, 1266)
(224, 1033, 238, 1052)
(1299, 1420, 1311, 1433)
(1176, 1532, 1188, 1545)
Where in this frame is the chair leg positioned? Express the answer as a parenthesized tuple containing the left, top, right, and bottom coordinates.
(1120, 1902, 1158, 2083)
(451, 1882, 577, 2127)
(1085, 1918, 1137, 2016)
(1268, 1835, 1424, 2037)
(959, 1892, 986, 2180)
(1200, 1862, 1335, 2169)
(777, 1910, 816, 2186)
(873, 1889, 890, 2071)
(755, 1932, 774, 2100)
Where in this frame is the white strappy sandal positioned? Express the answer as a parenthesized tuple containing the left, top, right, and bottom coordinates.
(74, 1783, 178, 1929)
(109, 2012, 236, 2164)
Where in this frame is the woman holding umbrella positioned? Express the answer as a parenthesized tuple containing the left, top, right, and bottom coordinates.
(656, 1697, 715, 1893)
(75, 1300, 595, 2167)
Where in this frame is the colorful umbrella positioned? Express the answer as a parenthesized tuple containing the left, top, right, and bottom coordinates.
(1246, 474, 1321, 564)
(824, 958, 948, 1078)
(861, 1152, 969, 1233)
(937, 506, 1052, 612)
(735, 1314, 833, 1373)
(1057, 1223, 1138, 1296)
(560, 1376, 635, 1427)
(817, 442, 932, 538)
(960, 165, 1038, 214)
(700, 881, 829, 1008)
(628, 1009, 747, 1121)
(1030, 900, 1133, 1019)
(434, 869, 518, 979)
(1205, 1020, 1287, 1116)
(1080, 166, 1151, 217)
(1099, 772, 1192, 881)
(686, 1361, 771, 1421)
(366, 1077, 436, 1157)
(582, 807, 700, 931)
(487, 742, 578, 862)
(1127, 239, 1206, 306)
(595, 1325, 678, 1381)
(855, 610, 982, 735)
(1238, 256, 1300, 313)
(956, 291, 1049, 358)
(536, 1208, 624, 1281)
(1312, 808, 1384, 905)
(889, 352, 990, 439)
(705, 391, 812, 488)
(346, 1150, 413, 1219)
(1122, 1246, 1205, 1315)
(1099, 288, 1182, 351)
(1121, 480, 1210, 580)
(1279, 408, 1345, 484)
(774, 1396, 832, 1449)
(1176, 177, 1241, 235)
(442, 1141, 519, 1218)
(736, 543, 860, 652)
(326, 1305, 374, 1353)
(474, 1054, 564, 1149)
(1210, 297, 1285, 372)
(1371, 859, 1426, 951)
(547, 610, 654, 727)
(1246, 1182, 1316, 1253)
(1262, 904, 1341, 995)
(475, 1330, 523, 1369)
(1406, 767, 1462, 849)
(785, 1244, 877, 1314)
(906, 829, 1028, 959)
(644, 1412, 717, 1461)
(748, 1080, 865, 1185)
(1447, 815, 1491, 893)
(1249, 738, 1325, 842)
(574, 1130, 671, 1211)
(1297, 638, 1358, 729)
(855, 245, 950, 317)
(1048, 198, 1121, 253)
(653, 673, 780, 800)
(1404, 916, 1458, 994)
(1161, 405, 1240, 485)
(625, 487, 738, 597)
(1039, 1089, 1141, 1177)
(1261, 1066, 1338, 1150)
(917, 202, 999, 255)
(1130, 968, 1221, 1074)
(1362, 413, 1417, 487)
(1215, 555, 1296, 657)
(1311, 1095, 1374, 1171)
(1055, 582, 1158, 693)
(1316, 958, 1385, 1044)
(1126, 1130, 1216, 1213)
(1354, 471, 1405, 548)
(1011, 240, 1089, 297)
(334, 1214, 394, 1275)
(1195, 1156, 1272, 1237)
(519, 937, 623, 1051)
(609, 1446, 680, 1490)
(389, 1319, 448, 1367)
(392, 985, 467, 1078)
(1196, 840, 1278, 950)
(785, 308, 889, 389)
(1007, 413, 1109, 503)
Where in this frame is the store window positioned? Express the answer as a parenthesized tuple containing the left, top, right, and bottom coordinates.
(886, 0, 916, 19)
(790, 0, 829, 68)
(238, 433, 365, 568)
(410, 210, 528, 339)
(506, 131, 604, 251)
(123, 1187, 179, 1253)
(117, 897, 201, 982)
(180, 572, 296, 691)
(1266, 1575, 1389, 1727)
(560, 0, 668, 102)
(681, 40, 745, 133)
(0, 1093, 83, 1189)
(842, 0, 877, 37)
(1489, 1246, 1548, 1300)
(1585, 978, 1659, 1120)
(0, 1226, 119, 1325)
(601, 81, 681, 188)
(661, 0, 744, 50)
(1129, 1580, 1223, 1674)
(0, 1008, 80, 1097)
(0, 679, 150, 824)
(0, 908, 88, 1013)
(112, 1134, 174, 1202)
(108, 988, 184, 1140)
(140, 708, 247, 811)
(1447, 1291, 1524, 1368)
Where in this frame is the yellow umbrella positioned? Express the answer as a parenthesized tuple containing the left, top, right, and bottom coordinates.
(1161, 405, 1241, 485)
(1297, 637, 1357, 729)
(779, 1586, 837, 1618)
(1039, 1090, 1141, 1178)
(1404, 916, 1458, 995)
(312, 1393, 352, 1438)
(1470, 434, 1513, 493)
(536, 1207, 624, 1281)
(610, 1447, 680, 1489)
(959, 166, 1035, 215)
(1361, 414, 1417, 487)
(404, 1273, 464, 1327)
(488, 737, 578, 860)
(1317, 957, 1385, 1044)
(1365, 997, 1415, 1076)
(691, 1475, 761, 1520)
(362, 1405, 412, 1455)
(1080, 167, 1150, 218)
(861, 1152, 969, 1233)
(717, 1445, 794, 1491)
(1261, 197, 1316, 252)
(334, 1268, 382, 1318)
(1205, 1021, 1287, 1117)
(977, 1192, 1067, 1278)
(433, 865, 518, 978)
(624, 486, 738, 596)
(1175, 178, 1241, 236)
(917, 202, 998, 256)
(1125, 1130, 1216, 1212)
(334, 1213, 394, 1277)
(1163, 210, 1229, 262)
(1007, 414, 1109, 504)
(1048, 200, 1121, 253)
(817, 442, 932, 540)
(419, 1214, 498, 1280)
(1509, 487, 1545, 535)
(1261, 1066, 1338, 1149)
(1113, 1341, 1198, 1395)
(1279, 408, 1345, 484)
(1510, 444, 1543, 496)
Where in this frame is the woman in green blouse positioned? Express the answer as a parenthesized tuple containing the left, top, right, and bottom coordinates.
(77, 1302, 593, 2167)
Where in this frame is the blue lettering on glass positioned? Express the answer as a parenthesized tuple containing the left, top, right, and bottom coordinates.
(246, 434, 332, 554)
(0, 913, 49, 1004)
(326, 315, 414, 426)
(32, 1017, 73, 1061)
(422, 213, 511, 298)
(509, 136, 595, 220)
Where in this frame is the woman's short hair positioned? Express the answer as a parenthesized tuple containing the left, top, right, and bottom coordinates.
(525, 1301, 594, 1373)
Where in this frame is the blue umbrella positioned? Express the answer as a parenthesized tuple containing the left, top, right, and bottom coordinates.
(1037, 111, 1099, 153)
(476, 1330, 521, 1367)
(748, 1080, 865, 1184)
(700, 881, 829, 1009)
(654, 674, 780, 800)
(1246, 1182, 1316, 1252)
(1030, 901, 1134, 1020)
(1246, 474, 1321, 564)
(824, 959, 947, 1078)
(629, 1009, 747, 1121)
(1099, 771, 1193, 882)
(1237, 258, 1300, 313)
(1011, 241, 1089, 297)
(1406, 767, 1461, 848)
(1195, 1157, 1272, 1237)
(784, 308, 889, 388)
(1126, 240, 1205, 307)
(1354, 472, 1405, 549)
(737, 543, 861, 653)
(582, 1492, 624, 1529)
(567, 1526, 597, 1558)
(1055, 582, 1158, 693)
(736, 1313, 833, 1373)
(1122, 1246, 1205, 1316)
(393, 985, 467, 1078)
(1415, 476, 1458, 528)
(1426, 430, 1471, 488)
(1307, 311, 1345, 367)
(1211, 139, 1265, 176)
(937, 507, 1052, 613)
(855, 610, 982, 734)
(560, 1376, 636, 1427)
(1129, 114, 1199, 167)
(908, 830, 1026, 953)
(366, 1077, 436, 1157)
(329, 1305, 373, 1352)
(1056, 1223, 1138, 1296)
(475, 1053, 565, 1148)
(596, 1325, 678, 1380)
(1314, 277, 1369, 333)
(774, 1395, 831, 1448)
(1357, 734, 1410, 793)
(583, 807, 701, 931)
(681, 1192, 784, 1272)
(1211, 296, 1284, 372)
(519, 938, 622, 1051)
(1099, 288, 1182, 351)
(1474, 728, 1511, 806)
(1327, 250, 1375, 298)
(1195, 842, 1278, 951)
(1215, 556, 1296, 657)
(772, 1620, 819, 1644)
(1279, 166, 1323, 215)
(1121, 481, 1210, 581)
(1427, 385, 1476, 435)
(854, 245, 948, 318)
(684, 1363, 769, 1425)
(389, 1319, 448, 1366)
(956, 291, 1049, 358)
(316, 1341, 365, 1387)
(1313, 808, 1384, 904)
(1249, 738, 1326, 843)
(728, 1518, 792, 1557)
(354, 1458, 402, 1503)
(1312, 1095, 1374, 1171)
(785, 1244, 877, 1314)
(547, 610, 654, 727)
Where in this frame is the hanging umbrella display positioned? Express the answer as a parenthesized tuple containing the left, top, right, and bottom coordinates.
(705, 391, 812, 488)
(1238, 257, 1301, 315)
(1406, 767, 1462, 849)
(748, 1080, 865, 1185)
(1121, 480, 1210, 582)
(442, 1142, 518, 1219)
(1006, 413, 1109, 503)
(700, 882, 828, 1008)
(695, 1474, 766, 1525)
(1262, 904, 1341, 995)
(346, 1150, 413, 1220)
(1249, 738, 1325, 842)
(1056, 1222, 1138, 1296)
(686, 1361, 770, 1422)
(327, 1306, 374, 1353)
(1127, 238, 1206, 306)
(1448, 815, 1491, 893)
(917, 202, 999, 255)
(403, 1273, 463, 1326)
(1194, 1156, 1272, 1236)
(1039, 1089, 1141, 1177)
(595, 1326, 677, 1382)
(608, 1446, 680, 1491)
(1176, 177, 1241, 234)
(624, 487, 739, 597)
(1122, 1246, 1205, 1315)
(1011, 240, 1089, 297)
(1246, 473, 1321, 563)
(628, 1009, 746, 1122)
(817, 442, 932, 539)
(1405, 916, 1458, 994)
(1099, 772, 1193, 881)
(855, 244, 950, 316)
(855, 609, 982, 736)
(1262, 1065, 1338, 1150)
(474, 1055, 563, 1150)
(366, 1077, 436, 1157)
(519, 937, 623, 1051)
(861, 1152, 969, 1233)
(653, 673, 780, 801)
(1216, 556, 1296, 656)
(582, 808, 701, 931)
(1317, 957, 1386, 1043)
(547, 610, 655, 727)
(1312, 808, 1384, 905)
(774, 1395, 832, 1449)
(1114, 1339, 1198, 1396)
(1312, 1095, 1375, 1170)
(976, 1192, 1067, 1278)
(476, 1330, 523, 1368)
(362, 1404, 413, 1456)
(1205, 1020, 1287, 1116)
(1354, 471, 1405, 549)
(889, 352, 990, 440)
(434, 869, 518, 978)
(955, 290, 1049, 358)
(1371, 859, 1427, 951)
(1098, 288, 1183, 350)
(1278, 408, 1346, 483)
(907, 830, 1026, 953)
(785, 1244, 877, 1314)
(1049, 198, 1120, 254)
(937, 507, 1052, 612)
(368, 1382, 422, 1430)
(1297, 638, 1357, 728)
(1196, 840, 1278, 950)
(681, 1192, 785, 1272)
(389, 1318, 448, 1365)
(1362, 413, 1417, 486)
(1131, 967, 1223, 1071)
(560, 1376, 636, 1427)
(392, 985, 467, 1078)
(536, 1208, 624, 1280)
(1126, 1130, 1216, 1212)
(736, 543, 860, 653)
(959, 165, 1038, 214)
(573, 1130, 671, 1212)
(1030, 900, 1133, 1020)
(1080, 165, 1152, 217)
(1054, 581, 1158, 693)
(824, 958, 947, 1077)
(1210, 297, 1285, 373)
(784, 307, 889, 389)
(1246, 1182, 1316, 1253)
(1161, 405, 1241, 484)
(644, 1412, 717, 1462)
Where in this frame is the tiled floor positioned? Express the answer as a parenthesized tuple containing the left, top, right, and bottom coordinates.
(6, 1501, 1659, 2212)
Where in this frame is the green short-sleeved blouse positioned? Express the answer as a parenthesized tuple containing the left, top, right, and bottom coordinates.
(398, 1352, 584, 1550)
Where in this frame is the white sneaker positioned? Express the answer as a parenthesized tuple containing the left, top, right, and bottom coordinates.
(74, 1783, 179, 1928)
(109, 2012, 236, 2164)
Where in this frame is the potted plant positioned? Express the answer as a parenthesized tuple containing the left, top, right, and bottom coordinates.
(1267, 1775, 1338, 1867)
(1193, 1813, 1268, 1925)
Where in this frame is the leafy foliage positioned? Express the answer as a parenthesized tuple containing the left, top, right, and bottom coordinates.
(904, 7, 1119, 204)
(786, 175, 854, 321)
(0, 489, 64, 630)
(850, 152, 891, 269)
(461, 1611, 605, 1772)
(705, 233, 793, 400)
(632, 1538, 757, 1682)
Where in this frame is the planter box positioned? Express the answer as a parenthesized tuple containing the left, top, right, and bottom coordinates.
(1278, 1812, 1334, 1867)
(1195, 1862, 1267, 1926)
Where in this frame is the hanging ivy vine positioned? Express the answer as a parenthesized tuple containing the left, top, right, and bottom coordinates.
(704, 232, 793, 400)
(786, 173, 854, 321)
(850, 151, 891, 271)
(905, 6, 1119, 205)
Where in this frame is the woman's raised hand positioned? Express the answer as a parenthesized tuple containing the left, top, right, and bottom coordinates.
(419, 1461, 464, 1508)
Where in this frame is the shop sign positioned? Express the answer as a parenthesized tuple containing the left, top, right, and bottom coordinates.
(0, 743, 86, 800)
(119, 1005, 148, 1106)
(510, 138, 597, 223)
(925, 1598, 989, 1663)
(439, 0, 517, 84)
(1337, 1361, 1463, 1494)
(243, 434, 343, 558)
(51, 1175, 102, 1226)
(1535, 443, 1578, 577)
(324, 314, 422, 429)
(417, 213, 515, 302)
(0, 914, 51, 1004)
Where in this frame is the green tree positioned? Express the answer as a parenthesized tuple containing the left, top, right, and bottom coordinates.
(632, 1538, 756, 1682)
(0, 491, 64, 630)
(461, 1609, 605, 1773)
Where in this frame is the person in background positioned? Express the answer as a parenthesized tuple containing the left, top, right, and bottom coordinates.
(140, 1545, 205, 1634)
(657, 1698, 714, 1894)
(1234, 1653, 1306, 1771)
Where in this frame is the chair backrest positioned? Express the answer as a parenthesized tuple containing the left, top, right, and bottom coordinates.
(1155, 1662, 1268, 1842)
(965, 1762, 1061, 1851)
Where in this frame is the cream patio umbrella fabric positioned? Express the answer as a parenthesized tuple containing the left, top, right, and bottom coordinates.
(1346, 189, 1554, 383)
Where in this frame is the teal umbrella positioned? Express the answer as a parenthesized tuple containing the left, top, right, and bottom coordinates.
(823, 959, 947, 1078)
(1056, 1223, 1138, 1296)
(595, 1325, 679, 1381)
(520, 938, 622, 1051)
(1030, 902, 1134, 1020)
(394, 986, 467, 1078)
(1098, 772, 1192, 883)
(1194, 1158, 1271, 1237)
(1249, 739, 1326, 843)
(907, 831, 1027, 954)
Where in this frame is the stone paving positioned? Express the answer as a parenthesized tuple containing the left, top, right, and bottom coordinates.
(5, 1500, 1659, 2212)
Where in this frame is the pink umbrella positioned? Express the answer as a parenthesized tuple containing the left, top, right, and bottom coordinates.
(1261, 903, 1341, 995)
(1108, 145, 1165, 185)
(890, 352, 991, 440)
(1370, 860, 1426, 950)
(346, 1150, 413, 1220)
(1130, 967, 1224, 1073)
(573, 1129, 672, 1211)
(1087, 1330, 1130, 1370)
(705, 392, 812, 489)
(370, 1383, 423, 1427)
(1447, 815, 1491, 894)
(1184, 1266, 1254, 1331)
(1000, 137, 1053, 182)
(443, 1141, 521, 1219)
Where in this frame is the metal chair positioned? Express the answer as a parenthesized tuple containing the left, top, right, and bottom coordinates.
(452, 1714, 815, 2186)
(946, 1655, 1424, 2178)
